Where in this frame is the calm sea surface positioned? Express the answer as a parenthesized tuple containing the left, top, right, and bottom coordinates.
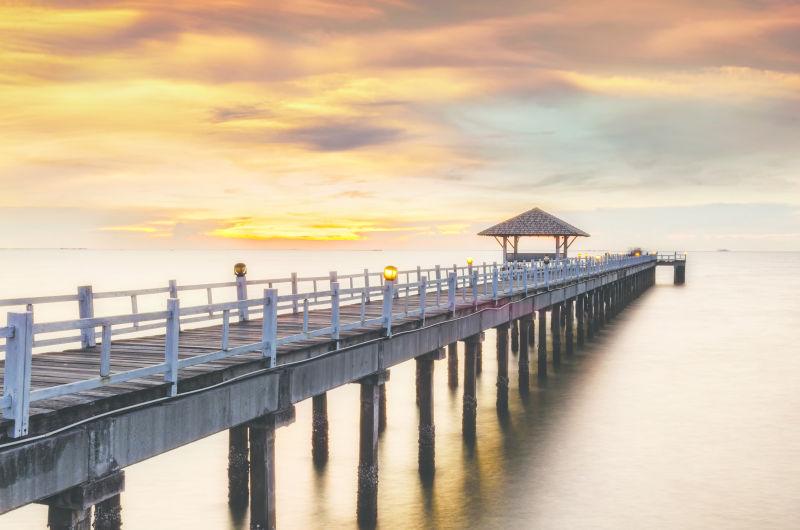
(1, 250, 798, 529)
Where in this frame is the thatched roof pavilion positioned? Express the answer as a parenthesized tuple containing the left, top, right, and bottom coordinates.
(478, 207, 589, 261)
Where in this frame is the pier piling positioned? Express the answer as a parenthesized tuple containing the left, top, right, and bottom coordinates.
(47, 506, 91, 530)
(476, 337, 483, 376)
(674, 264, 685, 284)
(379, 384, 387, 434)
(551, 304, 561, 367)
(312, 393, 329, 467)
(357, 373, 386, 527)
(537, 309, 547, 377)
(416, 353, 437, 480)
(511, 319, 519, 354)
(528, 317, 535, 348)
(447, 342, 458, 389)
(41, 471, 124, 530)
(228, 424, 250, 510)
(462, 335, 479, 444)
(518, 317, 530, 395)
(93, 494, 122, 530)
(249, 416, 277, 530)
(565, 299, 574, 355)
(576, 294, 585, 346)
(496, 324, 510, 412)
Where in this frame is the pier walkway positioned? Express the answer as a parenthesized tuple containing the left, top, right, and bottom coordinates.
(0, 253, 679, 528)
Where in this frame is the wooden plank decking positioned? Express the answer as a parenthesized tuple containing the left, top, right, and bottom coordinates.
(0, 284, 479, 439)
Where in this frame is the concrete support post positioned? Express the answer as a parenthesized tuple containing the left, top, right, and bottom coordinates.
(476, 336, 483, 376)
(41, 471, 125, 530)
(594, 289, 601, 332)
(528, 317, 536, 348)
(228, 423, 250, 511)
(416, 354, 435, 480)
(551, 304, 561, 367)
(537, 309, 547, 377)
(586, 292, 594, 339)
(496, 323, 510, 412)
(249, 415, 277, 530)
(462, 335, 479, 444)
(518, 316, 530, 395)
(565, 299, 574, 355)
(598, 288, 605, 327)
(447, 342, 458, 389)
(576, 294, 585, 346)
(312, 393, 329, 467)
(510, 319, 519, 354)
(47, 506, 91, 530)
(357, 376, 382, 528)
(378, 383, 387, 434)
(675, 264, 685, 284)
(93, 495, 122, 530)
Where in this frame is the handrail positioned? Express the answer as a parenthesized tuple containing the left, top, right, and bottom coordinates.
(0, 254, 661, 438)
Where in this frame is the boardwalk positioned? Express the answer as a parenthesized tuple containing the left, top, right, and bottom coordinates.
(0, 253, 680, 528)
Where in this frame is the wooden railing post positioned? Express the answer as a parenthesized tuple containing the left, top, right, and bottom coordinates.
(100, 323, 112, 378)
(222, 309, 230, 351)
(168, 279, 178, 299)
(492, 264, 498, 300)
(363, 269, 371, 303)
(261, 289, 278, 367)
(523, 262, 529, 294)
(331, 282, 340, 341)
(165, 298, 180, 397)
(3, 311, 33, 438)
(291, 272, 299, 314)
(77, 285, 96, 349)
(448, 272, 457, 314)
(435, 265, 442, 305)
(471, 271, 478, 306)
(382, 280, 394, 336)
(418, 277, 427, 321)
(236, 275, 249, 322)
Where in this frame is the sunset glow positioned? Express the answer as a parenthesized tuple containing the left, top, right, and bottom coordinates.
(2, 1, 799, 250)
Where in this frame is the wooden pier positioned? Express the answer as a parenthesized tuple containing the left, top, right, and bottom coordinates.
(0, 253, 681, 528)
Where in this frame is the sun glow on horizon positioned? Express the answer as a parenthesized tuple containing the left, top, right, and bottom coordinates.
(1, 1, 799, 250)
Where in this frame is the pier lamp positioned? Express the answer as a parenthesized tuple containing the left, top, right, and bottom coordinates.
(466, 257, 474, 266)
(543, 256, 550, 264)
(383, 265, 398, 282)
(234, 262, 247, 277)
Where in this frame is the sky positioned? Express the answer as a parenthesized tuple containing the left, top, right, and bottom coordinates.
(1, 0, 799, 252)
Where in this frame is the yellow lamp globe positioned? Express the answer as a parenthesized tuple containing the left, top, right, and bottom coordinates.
(467, 258, 474, 266)
(233, 262, 247, 277)
(383, 265, 398, 282)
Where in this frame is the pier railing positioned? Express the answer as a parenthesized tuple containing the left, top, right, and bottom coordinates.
(1, 254, 655, 438)
(656, 252, 687, 263)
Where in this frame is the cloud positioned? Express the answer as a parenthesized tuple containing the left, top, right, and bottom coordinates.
(2, 1, 800, 250)
(210, 105, 272, 123)
(273, 122, 405, 151)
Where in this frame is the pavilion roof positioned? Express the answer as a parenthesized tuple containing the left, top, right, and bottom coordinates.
(478, 207, 590, 237)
